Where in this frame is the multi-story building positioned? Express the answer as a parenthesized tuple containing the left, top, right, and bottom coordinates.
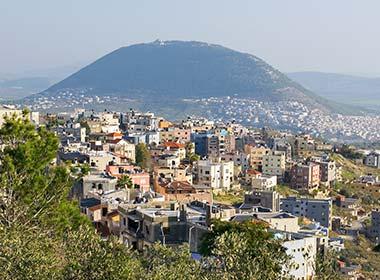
(119, 205, 188, 250)
(106, 164, 150, 193)
(159, 127, 191, 144)
(220, 151, 250, 171)
(107, 138, 136, 163)
(197, 159, 234, 190)
(280, 197, 332, 228)
(241, 190, 280, 212)
(157, 154, 181, 169)
(272, 137, 292, 161)
(244, 145, 270, 171)
(295, 135, 315, 158)
(316, 160, 336, 187)
(280, 232, 318, 280)
(120, 111, 158, 132)
(364, 152, 380, 169)
(262, 150, 286, 177)
(290, 163, 320, 191)
(0, 105, 39, 126)
(368, 209, 380, 242)
(191, 132, 212, 157)
(73, 172, 118, 199)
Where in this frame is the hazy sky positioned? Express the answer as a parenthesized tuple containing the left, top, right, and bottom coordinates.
(1, 0, 380, 76)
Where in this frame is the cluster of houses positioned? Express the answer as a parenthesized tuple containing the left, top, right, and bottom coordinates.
(30, 108, 380, 280)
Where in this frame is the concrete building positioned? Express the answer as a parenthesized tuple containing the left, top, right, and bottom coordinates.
(159, 127, 191, 143)
(281, 197, 332, 228)
(154, 179, 212, 204)
(241, 190, 280, 212)
(278, 232, 318, 280)
(120, 111, 158, 132)
(368, 209, 380, 243)
(154, 166, 193, 184)
(107, 139, 136, 163)
(262, 150, 286, 177)
(197, 159, 234, 190)
(106, 164, 150, 193)
(251, 175, 277, 190)
(73, 172, 118, 199)
(157, 154, 181, 169)
(290, 163, 320, 191)
(244, 145, 270, 171)
(220, 152, 250, 171)
(119, 205, 188, 250)
(317, 160, 336, 187)
(364, 152, 380, 169)
(295, 135, 316, 158)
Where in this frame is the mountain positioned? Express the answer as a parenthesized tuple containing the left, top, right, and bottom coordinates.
(287, 72, 380, 110)
(32, 40, 358, 116)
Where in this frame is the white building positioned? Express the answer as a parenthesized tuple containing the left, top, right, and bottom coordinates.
(197, 159, 234, 190)
(277, 232, 317, 280)
(251, 175, 277, 190)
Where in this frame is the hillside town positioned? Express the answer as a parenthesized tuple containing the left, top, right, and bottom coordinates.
(22, 92, 380, 143)
(2, 104, 379, 279)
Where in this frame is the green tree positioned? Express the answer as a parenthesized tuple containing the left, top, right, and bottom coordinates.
(116, 174, 133, 189)
(61, 226, 143, 280)
(135, 143, 151, 170)
(141, 243, 204, 280)
(200, 220, 291, 280)
(314, 250, 342, 280)
(0, 112, 69, 228)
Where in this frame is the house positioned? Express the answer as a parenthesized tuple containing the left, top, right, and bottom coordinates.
(74, 172, 118, 199)
(313, 159, 336, 187)
(240, 190, 280, 212)
(220, 151, 250, 171)
(106, 164, 150, 193)
(162, 141, 187, 160)
(154, 179, 212, 203)
(107, 138, 135, 163)
(119, 204, 188, 250)
(251, 175, 277, 190)
(295, 135, 316, 158)
(155, 165, 193, 184)
(245, 169, 262, 184)
(157, 154, 181, 169)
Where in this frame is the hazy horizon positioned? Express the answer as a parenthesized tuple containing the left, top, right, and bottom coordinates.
(1, 0, 380, 77)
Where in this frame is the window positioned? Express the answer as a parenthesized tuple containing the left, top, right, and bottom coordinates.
(163, 227, 170, 234)
(102, 207, 108, 216)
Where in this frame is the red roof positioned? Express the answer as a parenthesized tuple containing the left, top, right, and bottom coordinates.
(163, 141, 185, 149)
(107, 132, 123, 137)
(246, 169, 261, 175)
